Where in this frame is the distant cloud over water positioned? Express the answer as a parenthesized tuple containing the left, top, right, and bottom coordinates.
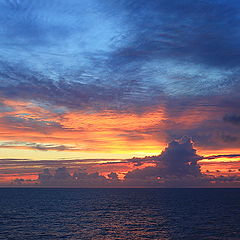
(8, 138, 239, 187)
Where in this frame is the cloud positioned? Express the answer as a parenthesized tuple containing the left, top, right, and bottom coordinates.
(220, 134, 238, 143)
(203, 154, 240, 160)
(158, 97, 240, 149)
(107, 172, 119, 182)
(223, 114, 240, 125)
(116, 0, 240, 68)
(158, 137, 202, 176)
(0, 115, 63, 134)
(125, 137, 240, 187)
(33, 145, 239, 187)
(38, 167, 120, 187)
(0, 0, 240, 114)
(4, 137, 240, 187)
(1, 1, 240, 187)
(0, 2, 240, 158)
(124, 137, 206, 186)
(210, 175, 240, 187)
(0, 102, 13, 113)
(12, 178, 36, 185)
(0, 141, 78, 151)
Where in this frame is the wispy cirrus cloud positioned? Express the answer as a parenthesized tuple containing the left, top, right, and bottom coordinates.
(0, 141, 78, 151)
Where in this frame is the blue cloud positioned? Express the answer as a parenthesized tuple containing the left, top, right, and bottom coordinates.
(0, 0, 240, 113)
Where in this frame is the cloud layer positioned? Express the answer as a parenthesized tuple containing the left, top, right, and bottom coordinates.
(9, 138, 240, 187)
(1, 0, 240, 110)
(0, 0, 240, 184)
(0, 1, 240, 152)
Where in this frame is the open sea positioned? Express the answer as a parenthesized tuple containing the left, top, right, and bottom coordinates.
(0, 188, 239, 240)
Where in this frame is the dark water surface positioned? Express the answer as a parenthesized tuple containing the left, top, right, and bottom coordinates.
(0, 188, 239, 240)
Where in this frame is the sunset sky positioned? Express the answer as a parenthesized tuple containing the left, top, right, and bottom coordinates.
(0, 0, 240, 187)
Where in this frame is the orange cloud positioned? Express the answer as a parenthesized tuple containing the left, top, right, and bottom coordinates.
(0, 100, 168, 156)
(0, 98, 239, 185)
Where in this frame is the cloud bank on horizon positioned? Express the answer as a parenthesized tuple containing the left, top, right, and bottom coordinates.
(10, 137, 240, 187)
(0, 0, 240, 185)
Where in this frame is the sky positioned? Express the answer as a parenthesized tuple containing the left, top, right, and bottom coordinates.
(0, 0, 240, 187)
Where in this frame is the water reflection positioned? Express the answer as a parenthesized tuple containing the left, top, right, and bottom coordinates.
(0, 188, 239, 239)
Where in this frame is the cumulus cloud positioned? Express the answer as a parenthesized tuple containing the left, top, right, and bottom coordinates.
(125, 137, 240, 187)
(125, 137, 206, 186)
(7, 138, 240, 187)
(38, 167, 120, 187)
(158, 136, 202, 176)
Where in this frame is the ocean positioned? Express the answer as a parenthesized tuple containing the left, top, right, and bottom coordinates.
(0, 188, 239, 240)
